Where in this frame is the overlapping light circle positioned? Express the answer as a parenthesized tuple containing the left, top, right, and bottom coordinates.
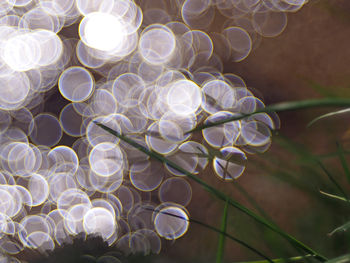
(0, 0, 305, 261)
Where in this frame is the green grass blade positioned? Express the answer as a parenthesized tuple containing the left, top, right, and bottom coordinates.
(336, 142, 350, 184)
(235, 254, 313, 263)
(307, 108, 350, 127)
(317, 149, 350, 160)
(216, 199, 229, 263)
(304, 79, 337, 98)
(145, 207, 273, 262)
(319, 190, 350, 203)
(206, 147, 248, 166)
(186, 98, 350, 134)
(189, 218, 272, 263)
(329, 221, 350, 236)
(325, 254, 350, 263)
(94, 122, 328, 262)
(317, 160, 349, 200)
(160, 145, 246, 166)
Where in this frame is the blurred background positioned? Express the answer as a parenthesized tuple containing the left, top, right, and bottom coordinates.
(158, 0, 350, 262)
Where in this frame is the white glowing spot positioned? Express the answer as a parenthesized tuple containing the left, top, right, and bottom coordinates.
(166, 80, 202, 115)
(83, 207, 116, 240)
(1, 29, 63, 72)
(1, 33, 40, 72)
(79, 12, 126, 52)
(139, 25, 176, 65)
(89, 142, 124, 177)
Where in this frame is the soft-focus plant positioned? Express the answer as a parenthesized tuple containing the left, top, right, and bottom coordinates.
(94, 97, 350, 263)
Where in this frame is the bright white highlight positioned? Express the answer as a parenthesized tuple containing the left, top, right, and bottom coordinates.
(166, 80, 202, 115)
(83, 207, 116, 240)
(1, 29, 62, 72)
(79, 12, 126, 52)
(2, 33, 40, 72)
(89, 142, 124, 177)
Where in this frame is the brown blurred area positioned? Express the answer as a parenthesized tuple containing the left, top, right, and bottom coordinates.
(162, 1, 350, 262)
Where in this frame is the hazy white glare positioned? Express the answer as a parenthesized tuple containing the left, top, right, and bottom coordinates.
(79, 12, 127, 52)
(166, 80, 202, 115)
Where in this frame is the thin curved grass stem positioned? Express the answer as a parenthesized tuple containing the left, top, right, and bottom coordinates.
(186, 98, 350, 134)
(336, 142, 350, 184)
(145, 207, 273, 263)
(93, 122, 328, 262)
(235, 254, 314, 263)
(216, 199, 229, 263)
(317, 160, 349, 200)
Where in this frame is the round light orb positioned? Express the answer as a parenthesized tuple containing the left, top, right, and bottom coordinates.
(139, 25, 176, 65)
(58, 66, 94, 102)
(154, 206, 189, 240)
(83, 207, 116, 240)
(0, 72, 30, 110)
(213, 147, 247, 180)
(79, 12, 126, 52)
(223, 26, 252, 62)
(29, 113, 62, 147)
(166, 79, 202, 115)
(89, 142, 124, 177)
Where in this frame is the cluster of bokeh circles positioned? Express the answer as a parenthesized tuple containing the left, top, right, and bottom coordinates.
(0, 0, 307, 261)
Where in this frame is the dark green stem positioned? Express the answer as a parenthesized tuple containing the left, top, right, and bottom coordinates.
(93, 122, 328, 262)
(187, 98, 350, 133)
(146, 207, 273, 263)
(216, 199, 229, 263)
